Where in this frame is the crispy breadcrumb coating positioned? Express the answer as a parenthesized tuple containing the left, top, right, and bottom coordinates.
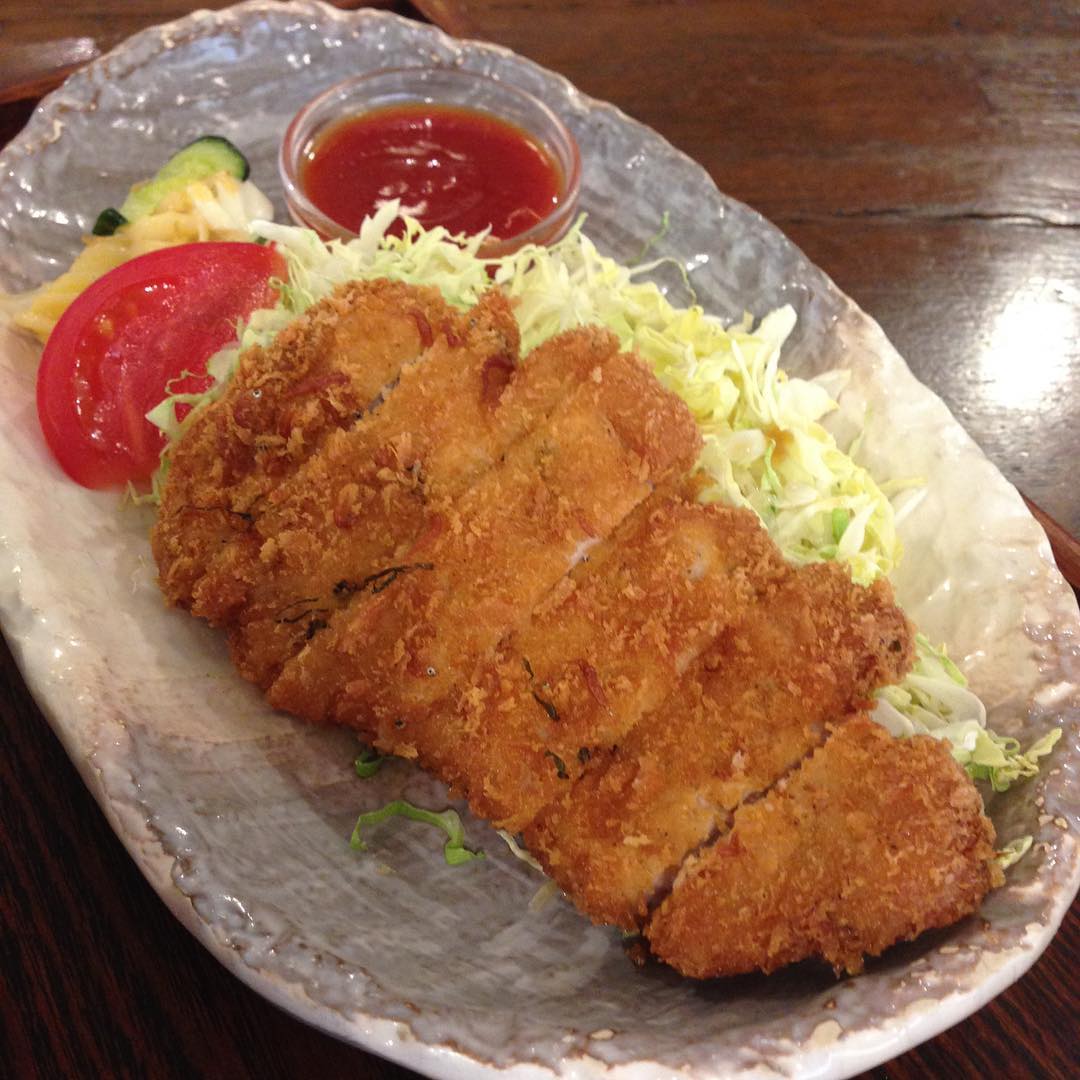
(267, 341, 701, 726)
(225, 321, 633, 689)
(153, 279, 459, 608)
(151, 280, 1001, 981)
(397, 487, 786, 833)
(645, 716, 1003, 977)
(525, 563, 914, 929)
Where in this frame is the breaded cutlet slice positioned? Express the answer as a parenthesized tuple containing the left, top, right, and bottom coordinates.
(267, 340, 702, 729)
(645, 715, 1003, 977)
(153, 278, 466, 608)
(524, 564, 913, 930)
(186, 288, 519, 626)
(221, 321, 625, 689)
(395, 488, 787, 833)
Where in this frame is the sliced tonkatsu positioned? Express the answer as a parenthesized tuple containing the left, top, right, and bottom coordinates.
(389, 486, 788, 833)
(225, 322, 640, 688)
(645, 716, 1003, 976)
(523, 563, 914, 929)
(182, 287, 520, 631)
(153, 278, 472, 607)
(267, 337, 701, 726)
(152, 280, 1003, 981)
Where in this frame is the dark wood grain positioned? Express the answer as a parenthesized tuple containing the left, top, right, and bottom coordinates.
(1, 2, 1077, 1079)
(1024, 495, 1080, 590)
(0, 37, 100, 105)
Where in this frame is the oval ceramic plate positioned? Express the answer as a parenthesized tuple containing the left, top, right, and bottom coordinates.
(0, 3, 1077, 1077)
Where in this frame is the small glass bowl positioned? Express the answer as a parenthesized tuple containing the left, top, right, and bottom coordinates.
(279, 66, 581, 257)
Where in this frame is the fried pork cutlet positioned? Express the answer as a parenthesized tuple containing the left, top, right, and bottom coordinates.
(152, 279, 1003, 981)
(178, 287, 519, 630)
(646, 716, 1004, 976)
(153, 278, 463, 607)
(267, 342, 702, 727)
(389, 487, 787, 833)
(523, 563, 914, 929)
(221, 322, 629, 689)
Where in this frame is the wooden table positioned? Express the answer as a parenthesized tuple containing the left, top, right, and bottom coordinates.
(1, 2, 1077, 1077)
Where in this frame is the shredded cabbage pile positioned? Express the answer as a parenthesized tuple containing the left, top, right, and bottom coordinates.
(875, 635, 1061, 792)
(145, 204, 1058, 812)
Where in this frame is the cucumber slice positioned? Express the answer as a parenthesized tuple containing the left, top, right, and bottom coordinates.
(91, 207, 128, 237)
(114, 135, 251, 224)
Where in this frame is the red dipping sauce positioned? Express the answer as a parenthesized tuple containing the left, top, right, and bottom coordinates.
(299, 104, 564, 241)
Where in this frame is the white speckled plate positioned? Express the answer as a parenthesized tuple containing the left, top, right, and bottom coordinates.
(0, 3, 1077, 1077)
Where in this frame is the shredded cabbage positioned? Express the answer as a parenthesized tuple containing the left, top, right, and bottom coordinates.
(496, 830, 544, 872)
(146, 204, 1058, 810)
(354, 746, 384, 779)
(875, 636, 1062, 791)
(351, 799, 483, 866)
(493, 229, 900, 584)
(495, 830, 563, 909)
(996, 835, 1034, 870)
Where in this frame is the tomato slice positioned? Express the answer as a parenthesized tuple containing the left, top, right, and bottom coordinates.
(36, 241, 285, 488)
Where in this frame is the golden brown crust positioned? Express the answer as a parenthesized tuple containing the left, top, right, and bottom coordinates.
(204, 288, 524, 682)
(524, 562, 915, 930)
(402, 490, 787, 833)
(150, 279, 1000, 982)
(266, 342, 701, 728)
(645, 716, 1002, 977)
(153, 278, 461, 610)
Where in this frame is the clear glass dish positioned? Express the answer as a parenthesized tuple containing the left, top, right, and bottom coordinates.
(279, 66, 581, 256)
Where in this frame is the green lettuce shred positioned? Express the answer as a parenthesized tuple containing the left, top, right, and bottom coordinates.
(354, 746, 384, 779)
(996, 835, 1034, 871)
(874, 635, 1062, 790)
(496, 829, 544, 872)
(967, 729, 1061, 792)
(351, 799, 484, 866)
